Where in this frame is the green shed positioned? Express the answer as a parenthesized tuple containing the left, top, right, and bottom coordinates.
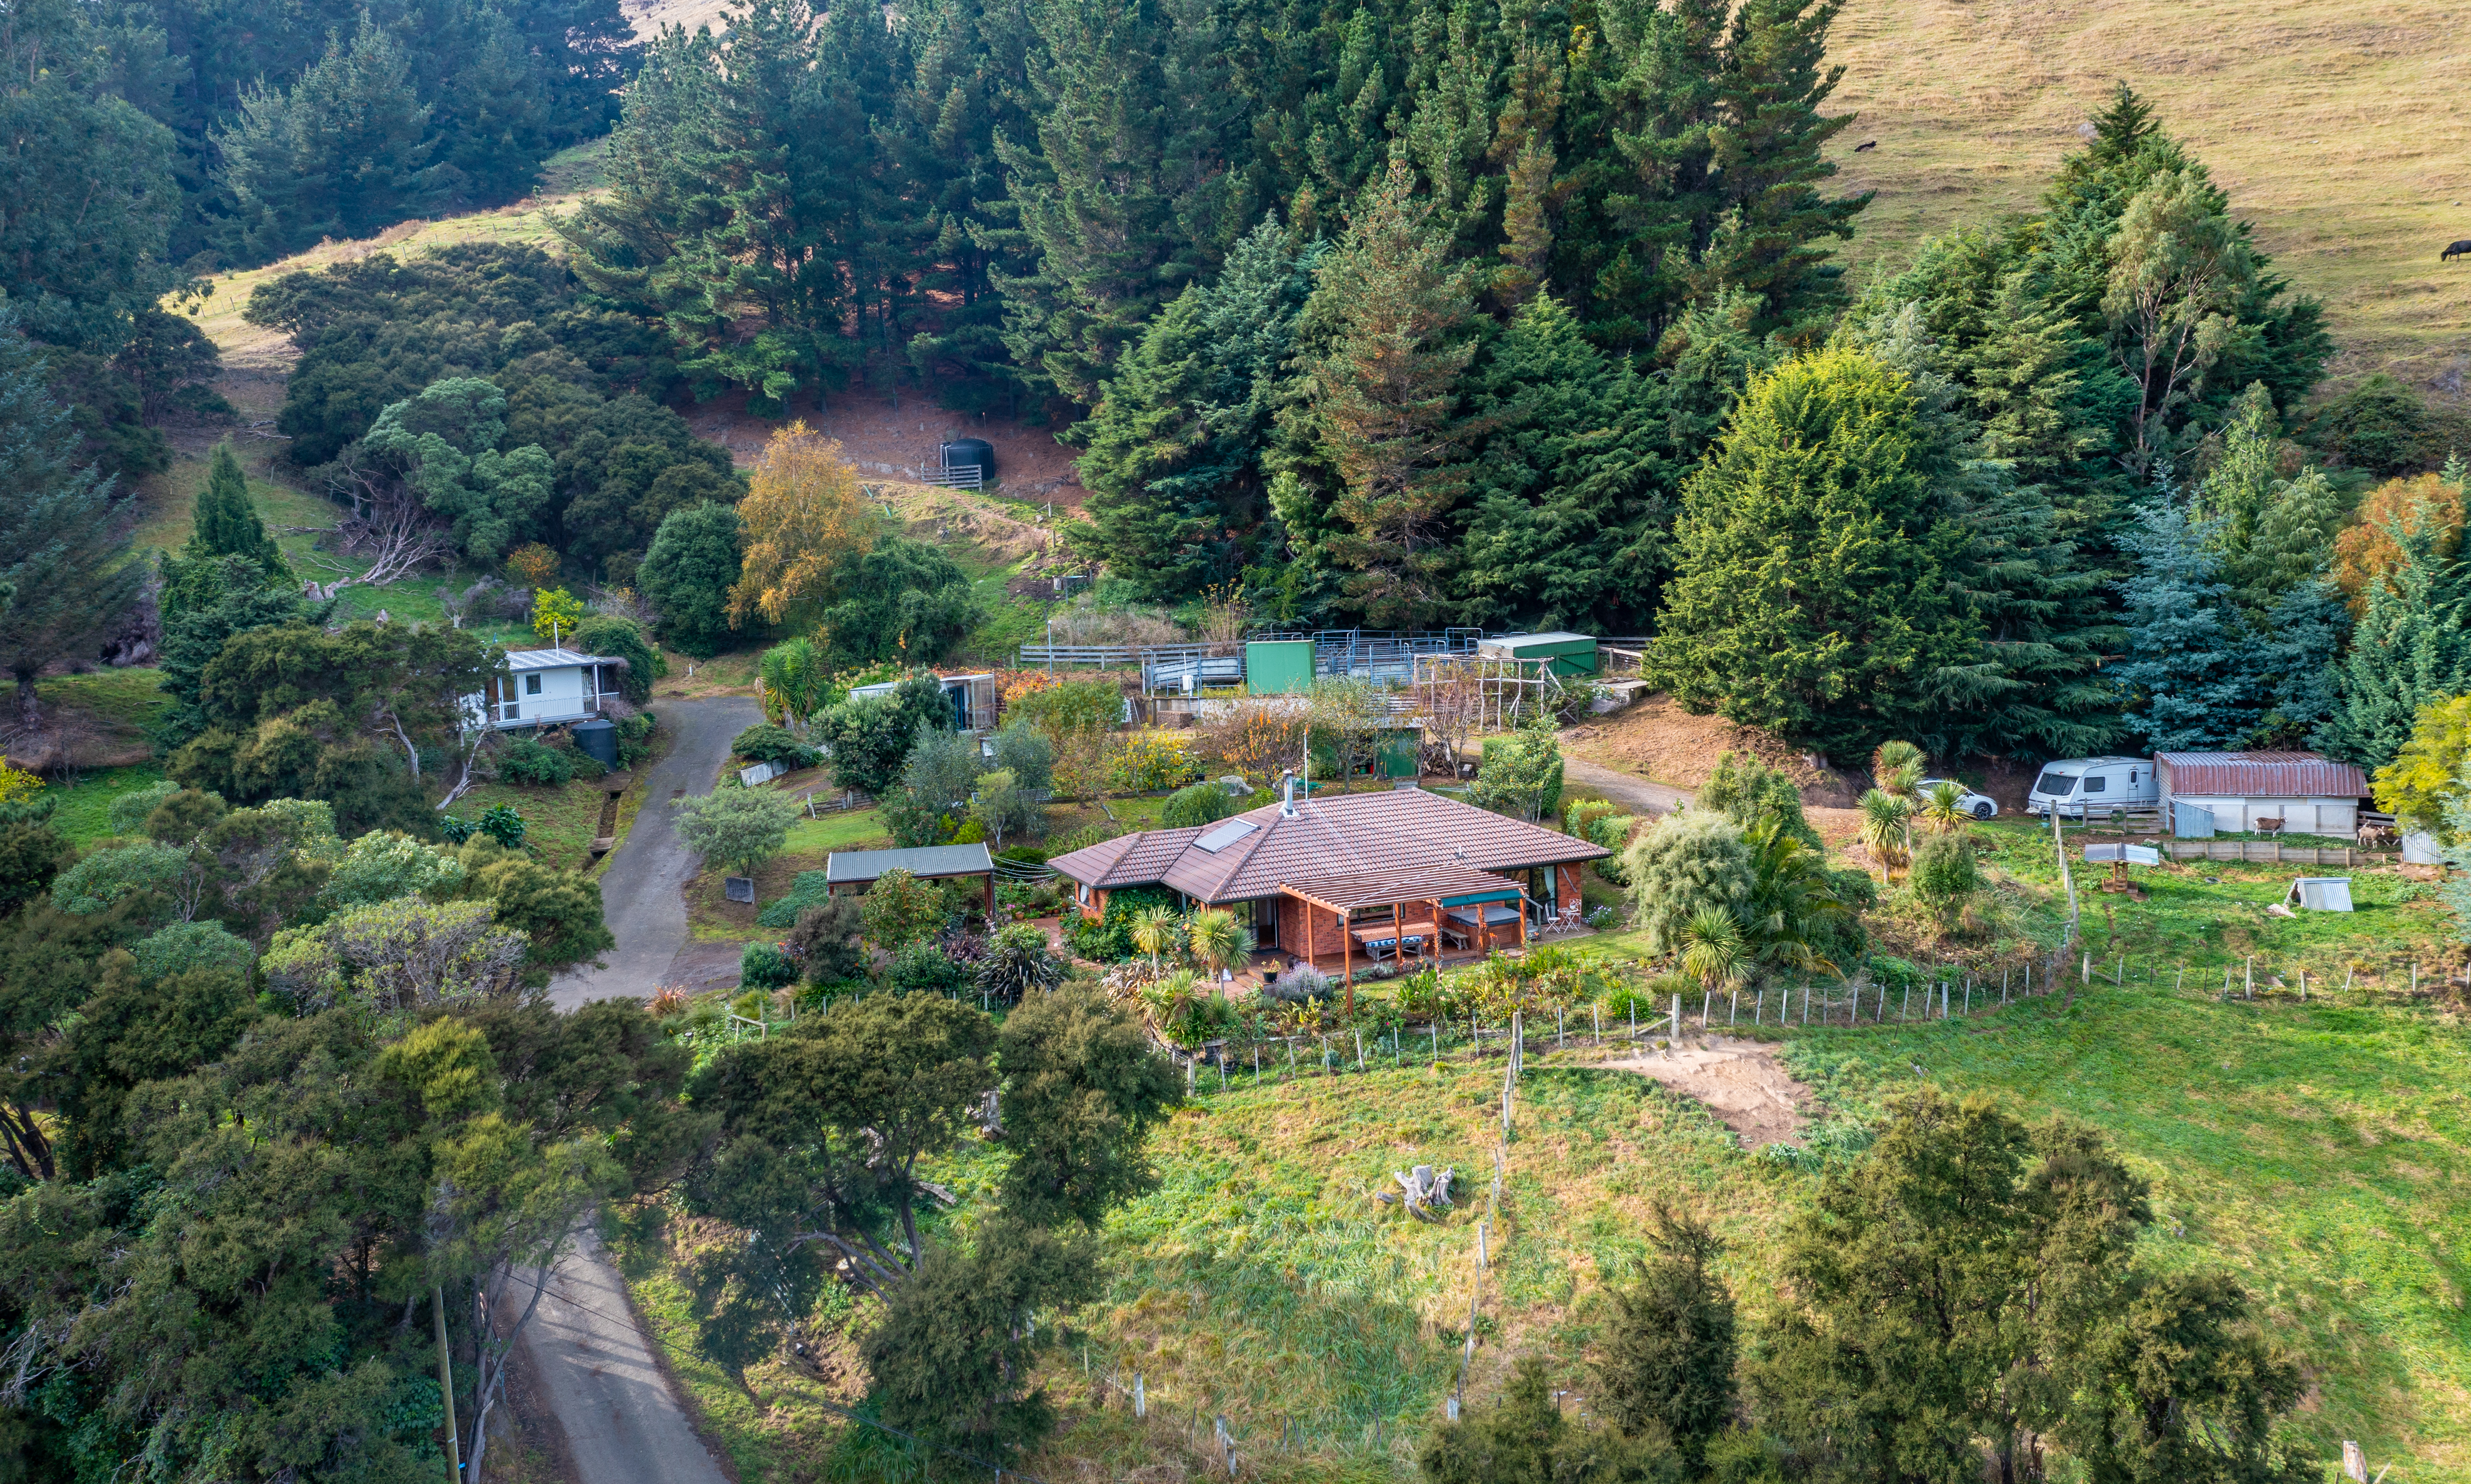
(1244, 639, 1316, 695)
(1478, 631, 1598, 677)
(1377, 728, 1421, 779)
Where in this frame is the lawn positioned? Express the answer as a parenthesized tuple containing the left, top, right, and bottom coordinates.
(451, 774, 617, 872)
(41, 764, 168, 845)
(613, 808, 2471, 1483)
(686, 807, 896, 942)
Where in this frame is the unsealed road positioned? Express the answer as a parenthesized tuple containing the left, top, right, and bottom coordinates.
(552, 696, 759, 1010)
(520, 1229, 730, 1484)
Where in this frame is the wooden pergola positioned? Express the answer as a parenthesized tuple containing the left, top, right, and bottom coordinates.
(1279, 863, 1533, 1018)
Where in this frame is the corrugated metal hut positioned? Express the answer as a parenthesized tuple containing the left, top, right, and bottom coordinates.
(2154, 752, 2372, 836)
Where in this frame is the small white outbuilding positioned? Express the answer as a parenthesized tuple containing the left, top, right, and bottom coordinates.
(2153, 751, 2371, 837)
(462, 646, 627, 731)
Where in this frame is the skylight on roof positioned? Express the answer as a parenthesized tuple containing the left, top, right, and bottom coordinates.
(1192, 819, 1259, 854)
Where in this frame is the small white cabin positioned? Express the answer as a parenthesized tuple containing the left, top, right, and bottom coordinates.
(465, 647, 627, 731)
(2155, 751, 2371, 837)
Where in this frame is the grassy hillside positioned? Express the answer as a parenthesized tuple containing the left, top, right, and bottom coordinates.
(1824, 0, 2471, 395)
(615, 825, 2471, 1483)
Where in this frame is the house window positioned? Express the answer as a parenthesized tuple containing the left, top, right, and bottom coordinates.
(525, 673, 543, 696)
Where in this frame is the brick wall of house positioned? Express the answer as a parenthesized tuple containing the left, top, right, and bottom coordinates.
(1278, 895, 1349, 961)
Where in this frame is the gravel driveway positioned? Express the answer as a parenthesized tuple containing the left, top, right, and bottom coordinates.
(550, 696, 760, 1010)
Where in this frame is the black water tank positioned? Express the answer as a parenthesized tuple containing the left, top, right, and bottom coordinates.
(571, 717, 618, 770)
(939, 437, 995, 480)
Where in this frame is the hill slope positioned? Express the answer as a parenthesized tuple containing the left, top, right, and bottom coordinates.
(1823, 0, 2471, 396)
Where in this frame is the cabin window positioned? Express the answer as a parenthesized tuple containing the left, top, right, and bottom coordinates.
(525, 673, 543, 696)
(2081, 773, 2107, 794)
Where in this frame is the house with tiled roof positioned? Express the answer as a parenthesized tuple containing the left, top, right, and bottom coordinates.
(1047, 783, 1610, 976)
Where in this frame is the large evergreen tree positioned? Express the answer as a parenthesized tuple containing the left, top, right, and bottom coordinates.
(1072, 221, 1321, 600)
(214, 15, 447, 260)
(188, 444, 288, 576)
(0, 316, 143, 724)
(1654, 345, 1977, 759)
(2318, 522, 2471, 771)
(1275, 160, 1487, 627)
(2109, 486, 2262, 754)
(1456, 295, 1674, 631)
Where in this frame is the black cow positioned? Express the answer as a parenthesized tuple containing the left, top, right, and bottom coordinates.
(2445, 239, 2471, 262)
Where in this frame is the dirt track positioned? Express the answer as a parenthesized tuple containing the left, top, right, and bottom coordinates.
(1598, 1037, 1813, 1148)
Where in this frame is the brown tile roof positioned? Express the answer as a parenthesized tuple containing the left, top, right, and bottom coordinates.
(1046, 789, 1608, 904)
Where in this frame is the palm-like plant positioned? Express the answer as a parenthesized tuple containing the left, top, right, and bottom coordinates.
(1741, 815, 1854, 975)
(1859, 789, 1914, 875)
(1130, 905, 1182, 970)
(1679, 907, 1749, 992)
(1186, 907, 1254, 980)
(1917, 779, 1971, 835)
(1871, 740, 1926, 798)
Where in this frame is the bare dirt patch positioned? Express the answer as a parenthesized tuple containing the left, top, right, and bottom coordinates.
(681, 388, 1085, 502)
(1598, 1037, 1813, 1148)
(1560, 692, 1859, 806)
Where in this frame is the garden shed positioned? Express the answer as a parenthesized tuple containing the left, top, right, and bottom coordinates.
(824, 843, 996, 915)
(2153, 752, 2371, 837)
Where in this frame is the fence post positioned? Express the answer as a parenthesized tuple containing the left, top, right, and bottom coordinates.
(1671, 994, 1682, 1042)
(1702, 991, 1711, 1032)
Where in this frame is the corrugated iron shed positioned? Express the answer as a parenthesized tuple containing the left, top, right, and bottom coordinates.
(2156, 751, 2370, 798)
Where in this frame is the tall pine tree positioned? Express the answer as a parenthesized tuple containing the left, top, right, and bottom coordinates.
(1275, 160, 1487, 627)
(1072, 221, 1321, 600)
(2109, 485, 2260, 753)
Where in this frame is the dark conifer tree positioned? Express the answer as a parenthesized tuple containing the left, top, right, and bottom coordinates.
(0, 316, 143, 725)
(188, 444, 287, 577)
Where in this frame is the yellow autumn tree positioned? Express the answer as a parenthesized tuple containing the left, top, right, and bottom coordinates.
(726, 424, 874, 630)
(2330, 472, 2463, 612)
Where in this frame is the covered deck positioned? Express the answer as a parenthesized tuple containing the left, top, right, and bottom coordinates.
(1277, 863, 1543, 983)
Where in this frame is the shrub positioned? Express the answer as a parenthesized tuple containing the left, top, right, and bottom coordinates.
(133, 920, 255, 981)
(1622, 812, 1754, 956)
(977, 922, 1065, 1006)
(1109, 731, 1202, 793)
(1264, 962, 1334, 1005)
(786, 896, 866, 984)
(1699, 750, 1819, 849)
(438, 813, 478, 844)
(740, 940, 797, 991)
(889, 941, 967, 993)
(478, 804, 526, 848)
(756, 870, 834, 929)
(1909, 833, 1980, 922)
(731, 723, 812, 767)
(108, 780, 182, 837)
(1063, 882, 1175, 962)
(573, 614, 663, 704)
(1466, 721, 1563, 822)
(1162, 780, 1236, 829)
(614, 712, 658, 770)
(53, 842, 192, 919)
(861, 868, 950, 950)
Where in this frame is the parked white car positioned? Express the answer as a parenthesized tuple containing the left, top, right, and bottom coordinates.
(2025, 756, 2158, 818)
(1918, 778, 1999, 820)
